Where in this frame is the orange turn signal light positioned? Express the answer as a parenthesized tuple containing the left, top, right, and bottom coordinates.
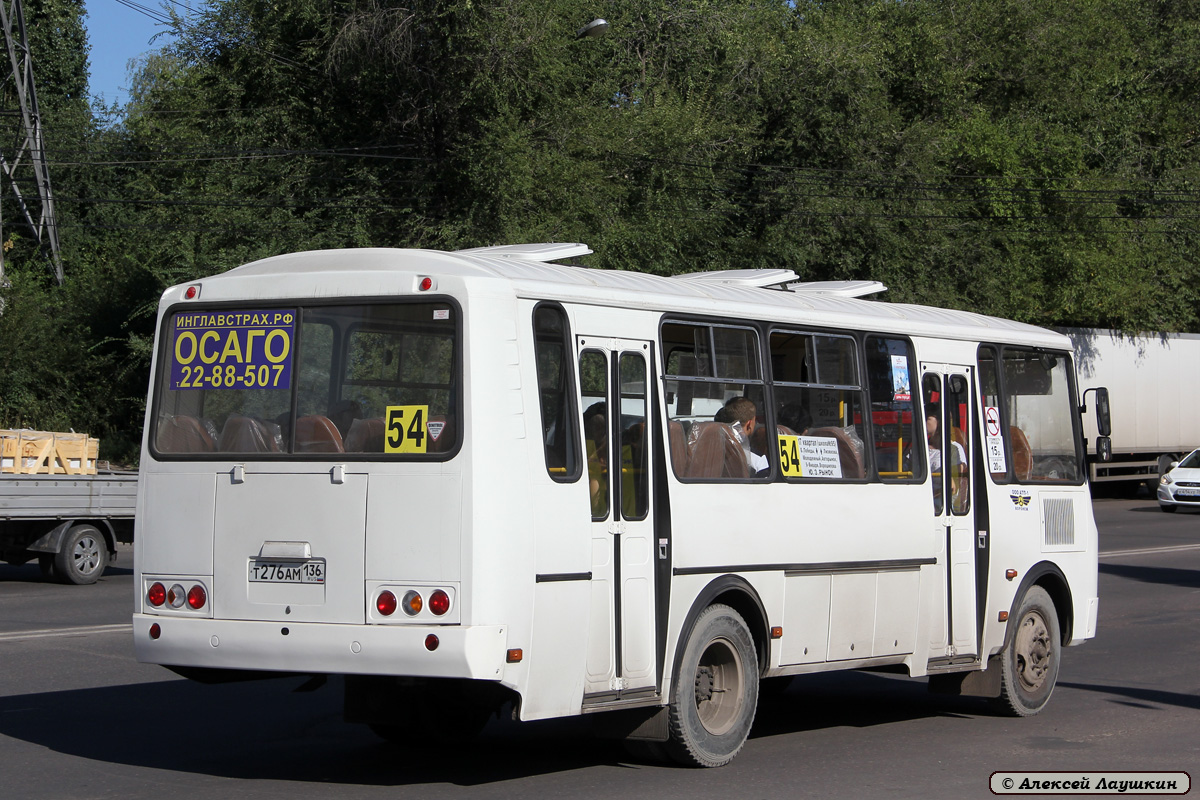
(998, 611, 1009, 622)
(1005, 569, 1018, 581)
(770, 626, 783, 640)
(506, 649, 523, 663)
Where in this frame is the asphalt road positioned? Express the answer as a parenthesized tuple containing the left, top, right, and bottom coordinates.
(1, 498, 1197, 799)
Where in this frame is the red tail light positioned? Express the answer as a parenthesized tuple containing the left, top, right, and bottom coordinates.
(429, 590, 450, 616)
(187, 584, 207, 609)
(148, 582, 166, 607)
(377, 590, 397, 616)
(425, 634, 439, 651)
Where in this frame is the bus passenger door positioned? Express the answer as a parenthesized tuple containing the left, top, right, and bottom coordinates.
(578, 338, 657, 699)
(922, 367, 979, 659)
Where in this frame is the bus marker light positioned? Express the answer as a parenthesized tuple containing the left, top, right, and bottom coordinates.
(148, 582, 166, 607)
(184, 284, 200, 300)
(998, 611, 1009, 622)
(402, 590, 423, 616)
(1005, 569, 1018, 581)
(429, 590, 450, 616)
(770, 626, 783, 639)
(187, 584, 207, 609)
(506, 649, 523, 663)
(149, 623, 161, 639)
(377, 590, 397, 616)
(425, 634, 439, 651)
(418, 276, 433, 291)
(167, 584, 186, 608)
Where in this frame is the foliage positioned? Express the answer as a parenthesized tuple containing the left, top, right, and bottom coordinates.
(1, 0, 1199, 464)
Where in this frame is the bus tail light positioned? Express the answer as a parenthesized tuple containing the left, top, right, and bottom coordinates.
(187, 584, 207, 609)
(377, 590, 397, 616)
(148, 582, 166, 607)
(149, 623, 161, 639)
(167, 584, 186, 608)
(402, 590, 423, 616)
(425, 634, 439, 651)
(429, 590, 450, 616)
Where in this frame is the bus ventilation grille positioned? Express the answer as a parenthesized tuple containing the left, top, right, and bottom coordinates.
(1043, 498, 1075, 547)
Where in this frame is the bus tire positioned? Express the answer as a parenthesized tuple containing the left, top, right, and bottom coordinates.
(992, 586, 1060, 717)
(665, 604, 758, 767)
(55, 524, 107, 585)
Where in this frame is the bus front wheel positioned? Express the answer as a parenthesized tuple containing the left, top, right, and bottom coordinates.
(666, 604, 759, 767)
(993, 586, 1060, 717)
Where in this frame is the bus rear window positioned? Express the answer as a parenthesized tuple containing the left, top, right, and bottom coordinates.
(152, 302, 459, 457)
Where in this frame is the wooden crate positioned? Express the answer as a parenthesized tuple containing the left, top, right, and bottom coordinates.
(0, 430, 99, 475)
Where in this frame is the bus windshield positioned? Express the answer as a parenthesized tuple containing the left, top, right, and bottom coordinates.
(151, 300, 459, 457)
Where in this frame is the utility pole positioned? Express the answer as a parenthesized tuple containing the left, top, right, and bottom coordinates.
(0, 0, 63, 288)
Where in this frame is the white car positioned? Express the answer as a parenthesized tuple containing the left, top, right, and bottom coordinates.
(1158, 449, 1200, 512)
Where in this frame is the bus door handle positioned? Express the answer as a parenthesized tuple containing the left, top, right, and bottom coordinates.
(978, 530, 988, 549)
(609, 522, 625, 537)
(658, 538, 668, 560)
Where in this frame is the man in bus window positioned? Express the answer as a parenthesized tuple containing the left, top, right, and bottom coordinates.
(583, 403, 608, 516)
(721, 397, 769, 475)
(926, 404, 966, 497)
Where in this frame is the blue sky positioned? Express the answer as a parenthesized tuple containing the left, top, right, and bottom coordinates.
(85, 0, 178, 106)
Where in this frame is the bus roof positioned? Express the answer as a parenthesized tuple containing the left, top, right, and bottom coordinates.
(210, 245, 1067, 349)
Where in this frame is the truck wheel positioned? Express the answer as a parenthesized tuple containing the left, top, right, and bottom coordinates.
(55, 525, 107, 585)
(665, 604, 759, 767)
(992, 586, 1060, 717)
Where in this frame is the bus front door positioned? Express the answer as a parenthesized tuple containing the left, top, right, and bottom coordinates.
(578, 338, 658, 700)
(922, 367, 980, 659)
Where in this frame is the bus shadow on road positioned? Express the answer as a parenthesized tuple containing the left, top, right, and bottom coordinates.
(750, 669, 984, 739)
(1099, 561, 1200, 589)
(1058, 682, 1200, 713)
(0, 668, 975, 783)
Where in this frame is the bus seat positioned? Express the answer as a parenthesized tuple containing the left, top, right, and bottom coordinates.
(668, 420, 688, 475)
(218, 416, 281, 453)
(294, 415, 344, 453)
(156, 415, 216, 453)
(427, 415, 455, 452)
(344, 417, 385, 453)
(807, 426, 864, 479)
(1009, 426, 1033, 482)
(685, 422, 748, 480)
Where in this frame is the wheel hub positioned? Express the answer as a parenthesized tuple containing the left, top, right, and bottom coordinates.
(73, 535, 101, 575)
(1014, 611, 1052, 691)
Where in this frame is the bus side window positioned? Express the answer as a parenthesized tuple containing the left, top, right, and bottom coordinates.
(865, 336, 923, 482)
(533, 305, 581, 482)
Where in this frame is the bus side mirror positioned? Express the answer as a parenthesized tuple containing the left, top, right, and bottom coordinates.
(1081, 387, 1112, 437)
(1096, 436, 1112, 462)
(1094, 387, 1111, 437)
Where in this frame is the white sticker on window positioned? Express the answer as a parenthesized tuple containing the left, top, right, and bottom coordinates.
(433, 309, 450, 320)
(985, 405, 1007, 473)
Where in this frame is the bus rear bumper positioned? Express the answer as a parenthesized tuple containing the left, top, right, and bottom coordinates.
(133, 614, 509, 680)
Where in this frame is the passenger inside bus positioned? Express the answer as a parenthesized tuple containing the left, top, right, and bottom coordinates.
(583, 403, 608, 517)
(718, 397, 769, 475)
(926, 404, 966, 503)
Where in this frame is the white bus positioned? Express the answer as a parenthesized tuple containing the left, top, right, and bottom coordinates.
(134, 243, 1109, 767)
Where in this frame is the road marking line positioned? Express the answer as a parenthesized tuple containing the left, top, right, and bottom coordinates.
(0, 623, 131, 642)
(1100, 543, 1200, 559)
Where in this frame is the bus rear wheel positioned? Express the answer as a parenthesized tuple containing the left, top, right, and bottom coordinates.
(665, 604, 758, 767)
(993, 586, 1060, 717)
